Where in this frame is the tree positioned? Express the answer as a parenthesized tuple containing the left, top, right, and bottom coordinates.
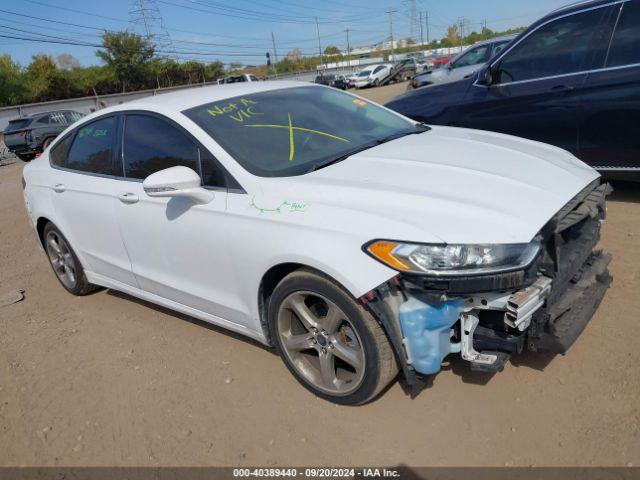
(204, 61, 224, 81)
(0, 55, 27, 107)
(96, 31, 155, 92)
(286, 48, 303, 61)
(324, 45, 341, 55)
(447, 24, 459, 45)
(55, 53, 80, 71)
(403, 37, 415, 46)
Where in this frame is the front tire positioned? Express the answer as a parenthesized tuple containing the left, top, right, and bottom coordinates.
(268, 269, 398, 405)
(43, 223, 96, 296)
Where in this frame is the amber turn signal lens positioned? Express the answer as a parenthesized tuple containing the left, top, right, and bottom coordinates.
(366, 241, 410, 271)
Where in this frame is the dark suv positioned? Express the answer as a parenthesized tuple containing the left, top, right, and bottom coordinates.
(314, 74, 348, 90)
(386, 0, 640, 175)
(3, 110, 84, 161)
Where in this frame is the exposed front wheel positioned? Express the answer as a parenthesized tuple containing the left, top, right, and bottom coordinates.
(43, 223, 97, 295)
(269, 270, 398, 405)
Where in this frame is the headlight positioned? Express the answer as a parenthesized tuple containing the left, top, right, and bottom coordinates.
(364, 240, 541, 276)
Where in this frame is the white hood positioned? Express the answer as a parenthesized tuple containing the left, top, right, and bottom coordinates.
(267, 126, 599, 245)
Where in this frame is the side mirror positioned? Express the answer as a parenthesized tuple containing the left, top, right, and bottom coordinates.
(482, 65, 494, 86)
(447, 62, 454, 70)
(143, 166, 214, 204)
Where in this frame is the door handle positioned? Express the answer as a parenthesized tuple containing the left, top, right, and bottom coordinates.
(118, 192, 139, 204)
(52, 183, 66, 193)
(550, 85, 575, 92)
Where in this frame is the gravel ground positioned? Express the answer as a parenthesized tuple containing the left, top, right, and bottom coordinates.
(0, 82, 638, 467)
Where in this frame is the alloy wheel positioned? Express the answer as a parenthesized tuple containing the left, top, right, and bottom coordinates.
(277, 291, 365, 396)
(45, 231, 78, 289)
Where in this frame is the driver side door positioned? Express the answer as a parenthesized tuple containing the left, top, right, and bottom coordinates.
(114, 112, 251, 327)
(458, 4, 614, 154)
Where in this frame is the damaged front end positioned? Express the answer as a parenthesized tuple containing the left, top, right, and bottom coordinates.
(360, 181, 613, 389)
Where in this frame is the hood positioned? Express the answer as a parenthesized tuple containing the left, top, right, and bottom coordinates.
(264, 126, 599, 245)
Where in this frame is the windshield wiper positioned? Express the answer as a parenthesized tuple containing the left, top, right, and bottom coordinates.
(308, 124, 430, 173)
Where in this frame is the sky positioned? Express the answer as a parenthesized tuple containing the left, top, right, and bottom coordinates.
(0, 0, 572, 68)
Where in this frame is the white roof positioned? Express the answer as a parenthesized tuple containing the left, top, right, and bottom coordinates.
(124, 80, 312, 112)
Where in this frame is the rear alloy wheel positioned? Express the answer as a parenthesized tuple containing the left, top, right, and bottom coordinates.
(269, 270, 397, 405)
(43, 223, 96, 295)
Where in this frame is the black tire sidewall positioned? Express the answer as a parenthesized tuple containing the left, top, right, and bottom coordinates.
(268, 272, 383, 405)
(43, 223, 89, 295)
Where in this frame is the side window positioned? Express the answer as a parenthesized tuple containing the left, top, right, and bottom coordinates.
(49, 112, 67, 124)
(65, 111, 84, 124)
(36, 115, 51, 125)
(496, 8, 606, 83)
(607, 1, 640, 67)
(50, 134, 73, 168)
(122, 114, 200, 180)
(66, 116, 116, 175)
(492, 41, 510, 57)
(373, 66, 384, 74)
(200, 149, 227, 188)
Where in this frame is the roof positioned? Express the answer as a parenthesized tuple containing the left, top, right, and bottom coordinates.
(123, 80, 311, 112)
(473, 34, 518, 46)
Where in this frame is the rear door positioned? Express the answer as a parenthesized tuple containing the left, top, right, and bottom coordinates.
(47, 115, 137, 286)
(458, 4, 614, 155)
(578, 0, 640, 169)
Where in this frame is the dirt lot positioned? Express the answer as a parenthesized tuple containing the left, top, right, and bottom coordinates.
(0, 82, 639, 467)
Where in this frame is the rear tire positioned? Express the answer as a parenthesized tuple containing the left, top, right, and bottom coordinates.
(43, 223, 97, 296)
(268, 269, 398, 405)
(16, 153, 35, 162)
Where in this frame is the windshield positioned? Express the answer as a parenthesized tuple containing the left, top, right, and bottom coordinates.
(184, 86, 423, 177)
(358, 70, 371, 77)
(451, 44, 492, 68)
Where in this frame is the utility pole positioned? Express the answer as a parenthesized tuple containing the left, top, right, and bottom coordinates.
(316, 17, 324, 69)
(271, 32, 278, 77)
(419, 11, 423, 46)
(386, 9, 396, 62)
(345, 28, 351, 66)
(425, 11, 429, 43)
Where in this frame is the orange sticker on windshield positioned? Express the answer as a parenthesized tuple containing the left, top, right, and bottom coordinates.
(352, 99, 367, 106)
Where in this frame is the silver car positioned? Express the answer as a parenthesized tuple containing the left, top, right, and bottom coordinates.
(408, 35, 516, 90)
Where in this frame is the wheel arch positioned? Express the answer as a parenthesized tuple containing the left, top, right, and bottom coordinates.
(36, 216, 52, 248)
(257, 262, 362, 346)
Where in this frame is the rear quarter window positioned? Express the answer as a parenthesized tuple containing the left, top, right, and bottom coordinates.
(50, 134, 73, 168)
(66, 116, 117, 175)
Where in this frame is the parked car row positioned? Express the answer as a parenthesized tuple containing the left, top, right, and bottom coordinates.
(388, 0, 640, 174)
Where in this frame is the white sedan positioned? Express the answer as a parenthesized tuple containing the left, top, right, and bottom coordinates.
(354, 64, 393, 88)
(22, 81, 611, 404)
